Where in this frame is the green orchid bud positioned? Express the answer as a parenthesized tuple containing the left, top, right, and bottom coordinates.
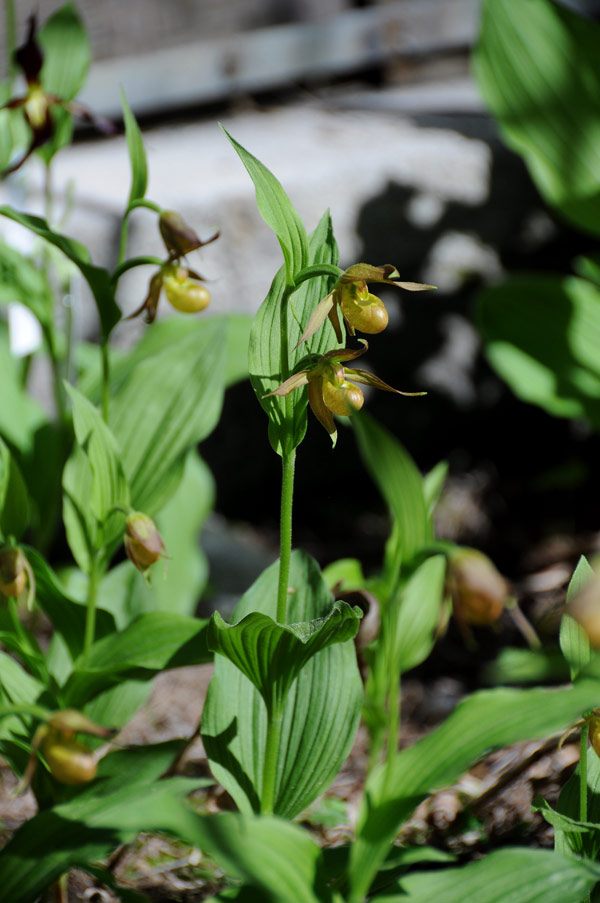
(125, 511, 165, 575)
(163, 265, 211, 313)
(0, 547, 29, 598)
(48, 709, 114, 740)
(446, 548, 509, 626)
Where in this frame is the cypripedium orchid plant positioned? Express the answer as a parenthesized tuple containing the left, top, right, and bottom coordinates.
(267, 341, 425, 445)
(297, 263, 434, 346)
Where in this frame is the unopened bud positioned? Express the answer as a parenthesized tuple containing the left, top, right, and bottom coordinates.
(48, 709, 113, 740)
(124, 512, 165, 574)
(0, 547, 28, 598)
(446, 548, 508, 626)
(569, 576, 600, 648)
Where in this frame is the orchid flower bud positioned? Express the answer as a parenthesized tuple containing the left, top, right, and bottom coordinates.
(124, 511, 165, 575)
(446, 548, 509, 626)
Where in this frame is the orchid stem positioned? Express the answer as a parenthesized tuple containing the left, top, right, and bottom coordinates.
(261, 700, 282, 815)
(100, 338, 110, 422)
(276, 449, 296, 625)
(581, 724, 589, 823)
(83, 557, 100, 658)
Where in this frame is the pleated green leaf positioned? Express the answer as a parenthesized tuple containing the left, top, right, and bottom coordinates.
(109, 318, 226, 515)
(373, 848, 600, 903)
(63, 611, 210, 707)
(353, 411, 429, 582)
(477, 275, 600, 429)
(557, 745, 600, 857)
(0, 241, 51, 327)
(0, 206, 120, 337)
(65, 383, 129, 549)
(179, 812, 328, 903)
(0, 436, 29, 540)
(393, 554, 446, 674)
(249, 211, 340, 456)
(349, 679, 600, 901)
(0, 653, 45, 771)
(533, 796, 600, 860)
(223, 127, 308, 284)
(202, 551, 363, 818)
(39, 2, 91, 101)
(474, 0, 600, 235)
(27, 547, 115, 662)
(560, 556, 595, 680)
(121, 88, 147, 206)
(208, 601, 361, 712)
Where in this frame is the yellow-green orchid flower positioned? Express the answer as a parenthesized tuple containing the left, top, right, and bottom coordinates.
(297, 263, 435, 347)
(267, 341, 424, 446)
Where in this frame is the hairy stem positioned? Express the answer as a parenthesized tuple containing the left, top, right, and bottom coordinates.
(580, 724, 589, 823)
(100, 338, 110, 422)
(261, 702, 282, 815)
(276, 450, 296, 624)
(83, 558, 100, 658)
